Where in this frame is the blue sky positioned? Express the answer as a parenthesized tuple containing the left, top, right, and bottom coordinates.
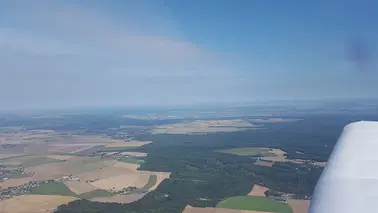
(0, 0, 377, 109)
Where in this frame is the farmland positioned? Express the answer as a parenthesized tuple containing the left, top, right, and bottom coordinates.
(142, 175, 157, 190)
(29, 182, 76, 196)
(218, 147, 326, 168)
(248, 185, 269, 197)
(20, 157, 66, 168)
(151, 119, 256, 134)
(79, 189, 114, 199)
(182, 206, 278, 213)
(0, 124, 170, 212)
(64, 181, 98, 194)
(217, 196, 292, 213)
(0, 195, 78, 213)
(288, 199, 311, 213)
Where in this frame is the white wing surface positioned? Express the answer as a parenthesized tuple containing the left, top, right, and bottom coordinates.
(309, 121, 378, 213)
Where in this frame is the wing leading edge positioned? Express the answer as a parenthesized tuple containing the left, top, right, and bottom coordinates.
(309, 121, 378, 213)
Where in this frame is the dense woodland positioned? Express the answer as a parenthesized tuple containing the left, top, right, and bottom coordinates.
(54, 112, 378, 213)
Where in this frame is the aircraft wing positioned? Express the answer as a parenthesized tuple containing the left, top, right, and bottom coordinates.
(309, 121, 378, 213)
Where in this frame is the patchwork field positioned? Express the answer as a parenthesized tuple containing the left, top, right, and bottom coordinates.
(0, 177, 33, 189)
(29, 182, 76, 197)
(75, 161, 141, 181)
(142, 175, 157, 189)
(90, 173, 150, 191)
(216, 196, 292, 213)
(0, 195, 78, 213)
(78, 189, 114, 199)
(146, 172, 171, 191)
(113, 162, 140, 170)
(47, 155, 75, 160)
(219, 147, 327, 167)
(118, 157, 145, 165)
(0, 154, 25, 160)
(0, 154, 35, 164)
(25, 157, 117, 181)
(0, 130, 110, 146)
(63, 180, 98, 194)
(20, 157, 65, 168)
(0, 128, 171, 206)
(105, 140, 152, 148)
(248, 185, 269, 197)
(152, 119, 256, 134)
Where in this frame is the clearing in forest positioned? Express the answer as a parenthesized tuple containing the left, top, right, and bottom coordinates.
(254, 160, 274, 167)
(248, 184, 269, 196)
(218, 147, 276, 157)
(0, 195, 78, 213)
(216, 196, 292, 213)
(219, 147, 327, 167)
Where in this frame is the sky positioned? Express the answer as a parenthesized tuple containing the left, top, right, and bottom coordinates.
(0, 0, 378, 109)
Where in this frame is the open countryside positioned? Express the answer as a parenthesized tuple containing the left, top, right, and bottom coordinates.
(2, 103, 375, 213)
(217, 196, 292, 213)
(0, 127, 170, 212)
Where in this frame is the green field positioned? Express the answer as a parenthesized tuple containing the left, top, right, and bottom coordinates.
(7, 171, 33, 178)
(78, 189, 114, 199)
(217, 196, 292, 213)
(99, 147, 140, 152)
(29, 182, 76, 196)
(142, 175, 157, 189)
(217, 147, 275, 157)
(118, 157, 145, 165)
(0, 154, 33, 163)
(20, 157, 66, 167)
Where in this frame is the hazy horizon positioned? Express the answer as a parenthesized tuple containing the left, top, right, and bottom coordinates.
(1, 0, 378, 110)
